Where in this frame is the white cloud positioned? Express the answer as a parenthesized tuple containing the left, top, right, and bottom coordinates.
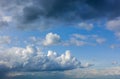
(0, 45, 85, 71)
(72, 34, 87, 40)
(106, 18, 120, 39)
(78, 22, 93, 31)
(43, 32, 61, 46)
(110, 44, 120, 49)
(0, 36, 11, 44)
(64, 34, 106, 46)
(115, 32, 120, 39)
(106, 18, 120, 32)
(96, 38, 106, 44)
(80, 63, 94, 68)
(0, 15, 12, 28)
(2, 16, 12, 22)
(64, 67, 120, 78)
(69, 38, 86, 46)
(6, 66, 120, 79)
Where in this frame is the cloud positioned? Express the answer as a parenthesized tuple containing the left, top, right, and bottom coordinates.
(0, 13, 12, 28)
(1, 0, 120, 30)
(106, 18, 120, 32)
(7, 66, 120, 79)
(0, 45, 85, 72)
(110, 44, 120, 49)
(106, 18, 120, 39)
(2, 16, 12, 22)
(95, 38, 106, 44)
(43, 32, 61, 46)
(77, 22, 93, 31)
(64, 67, 120, 78)
(115, 32, 120, 39)
(68, 38, 87, 46)
(64, 34, 106, 46)
(0, 36, 11, 45)
(72, 34, 87, 40)
(80, 63, 94, 68)
(112, 61, 118, 65)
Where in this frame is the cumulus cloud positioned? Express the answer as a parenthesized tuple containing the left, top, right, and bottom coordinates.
(0, 45, 84, 72)
(43, 32, 61, 46)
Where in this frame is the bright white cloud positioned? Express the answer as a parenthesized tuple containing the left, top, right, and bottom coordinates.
(43, 32, 61, 46)
(78, 22, 93, 31)
(0, 45, 83, 71)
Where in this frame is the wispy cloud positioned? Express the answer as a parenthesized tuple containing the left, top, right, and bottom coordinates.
(64, 34, 106, 46)
(77, 22, 93, 31)
(0, 36, 11, 45)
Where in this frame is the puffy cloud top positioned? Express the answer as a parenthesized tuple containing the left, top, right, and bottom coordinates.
(0, 45, 82, 72)
(43, 32, 61, 46)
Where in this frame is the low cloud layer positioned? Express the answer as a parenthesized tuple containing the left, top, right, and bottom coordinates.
(5, 67, 120, 79)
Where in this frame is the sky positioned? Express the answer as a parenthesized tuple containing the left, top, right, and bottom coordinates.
(0, 0, 120, 79)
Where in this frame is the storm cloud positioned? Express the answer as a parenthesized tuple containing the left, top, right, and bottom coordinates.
(0, 0, 120, 30)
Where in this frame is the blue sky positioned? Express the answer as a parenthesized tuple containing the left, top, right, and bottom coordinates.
(0, 0, 120, 79)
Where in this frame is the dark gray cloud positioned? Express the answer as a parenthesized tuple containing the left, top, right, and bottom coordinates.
(20, 0, 120, 21)
(0, 0, 120, 30)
